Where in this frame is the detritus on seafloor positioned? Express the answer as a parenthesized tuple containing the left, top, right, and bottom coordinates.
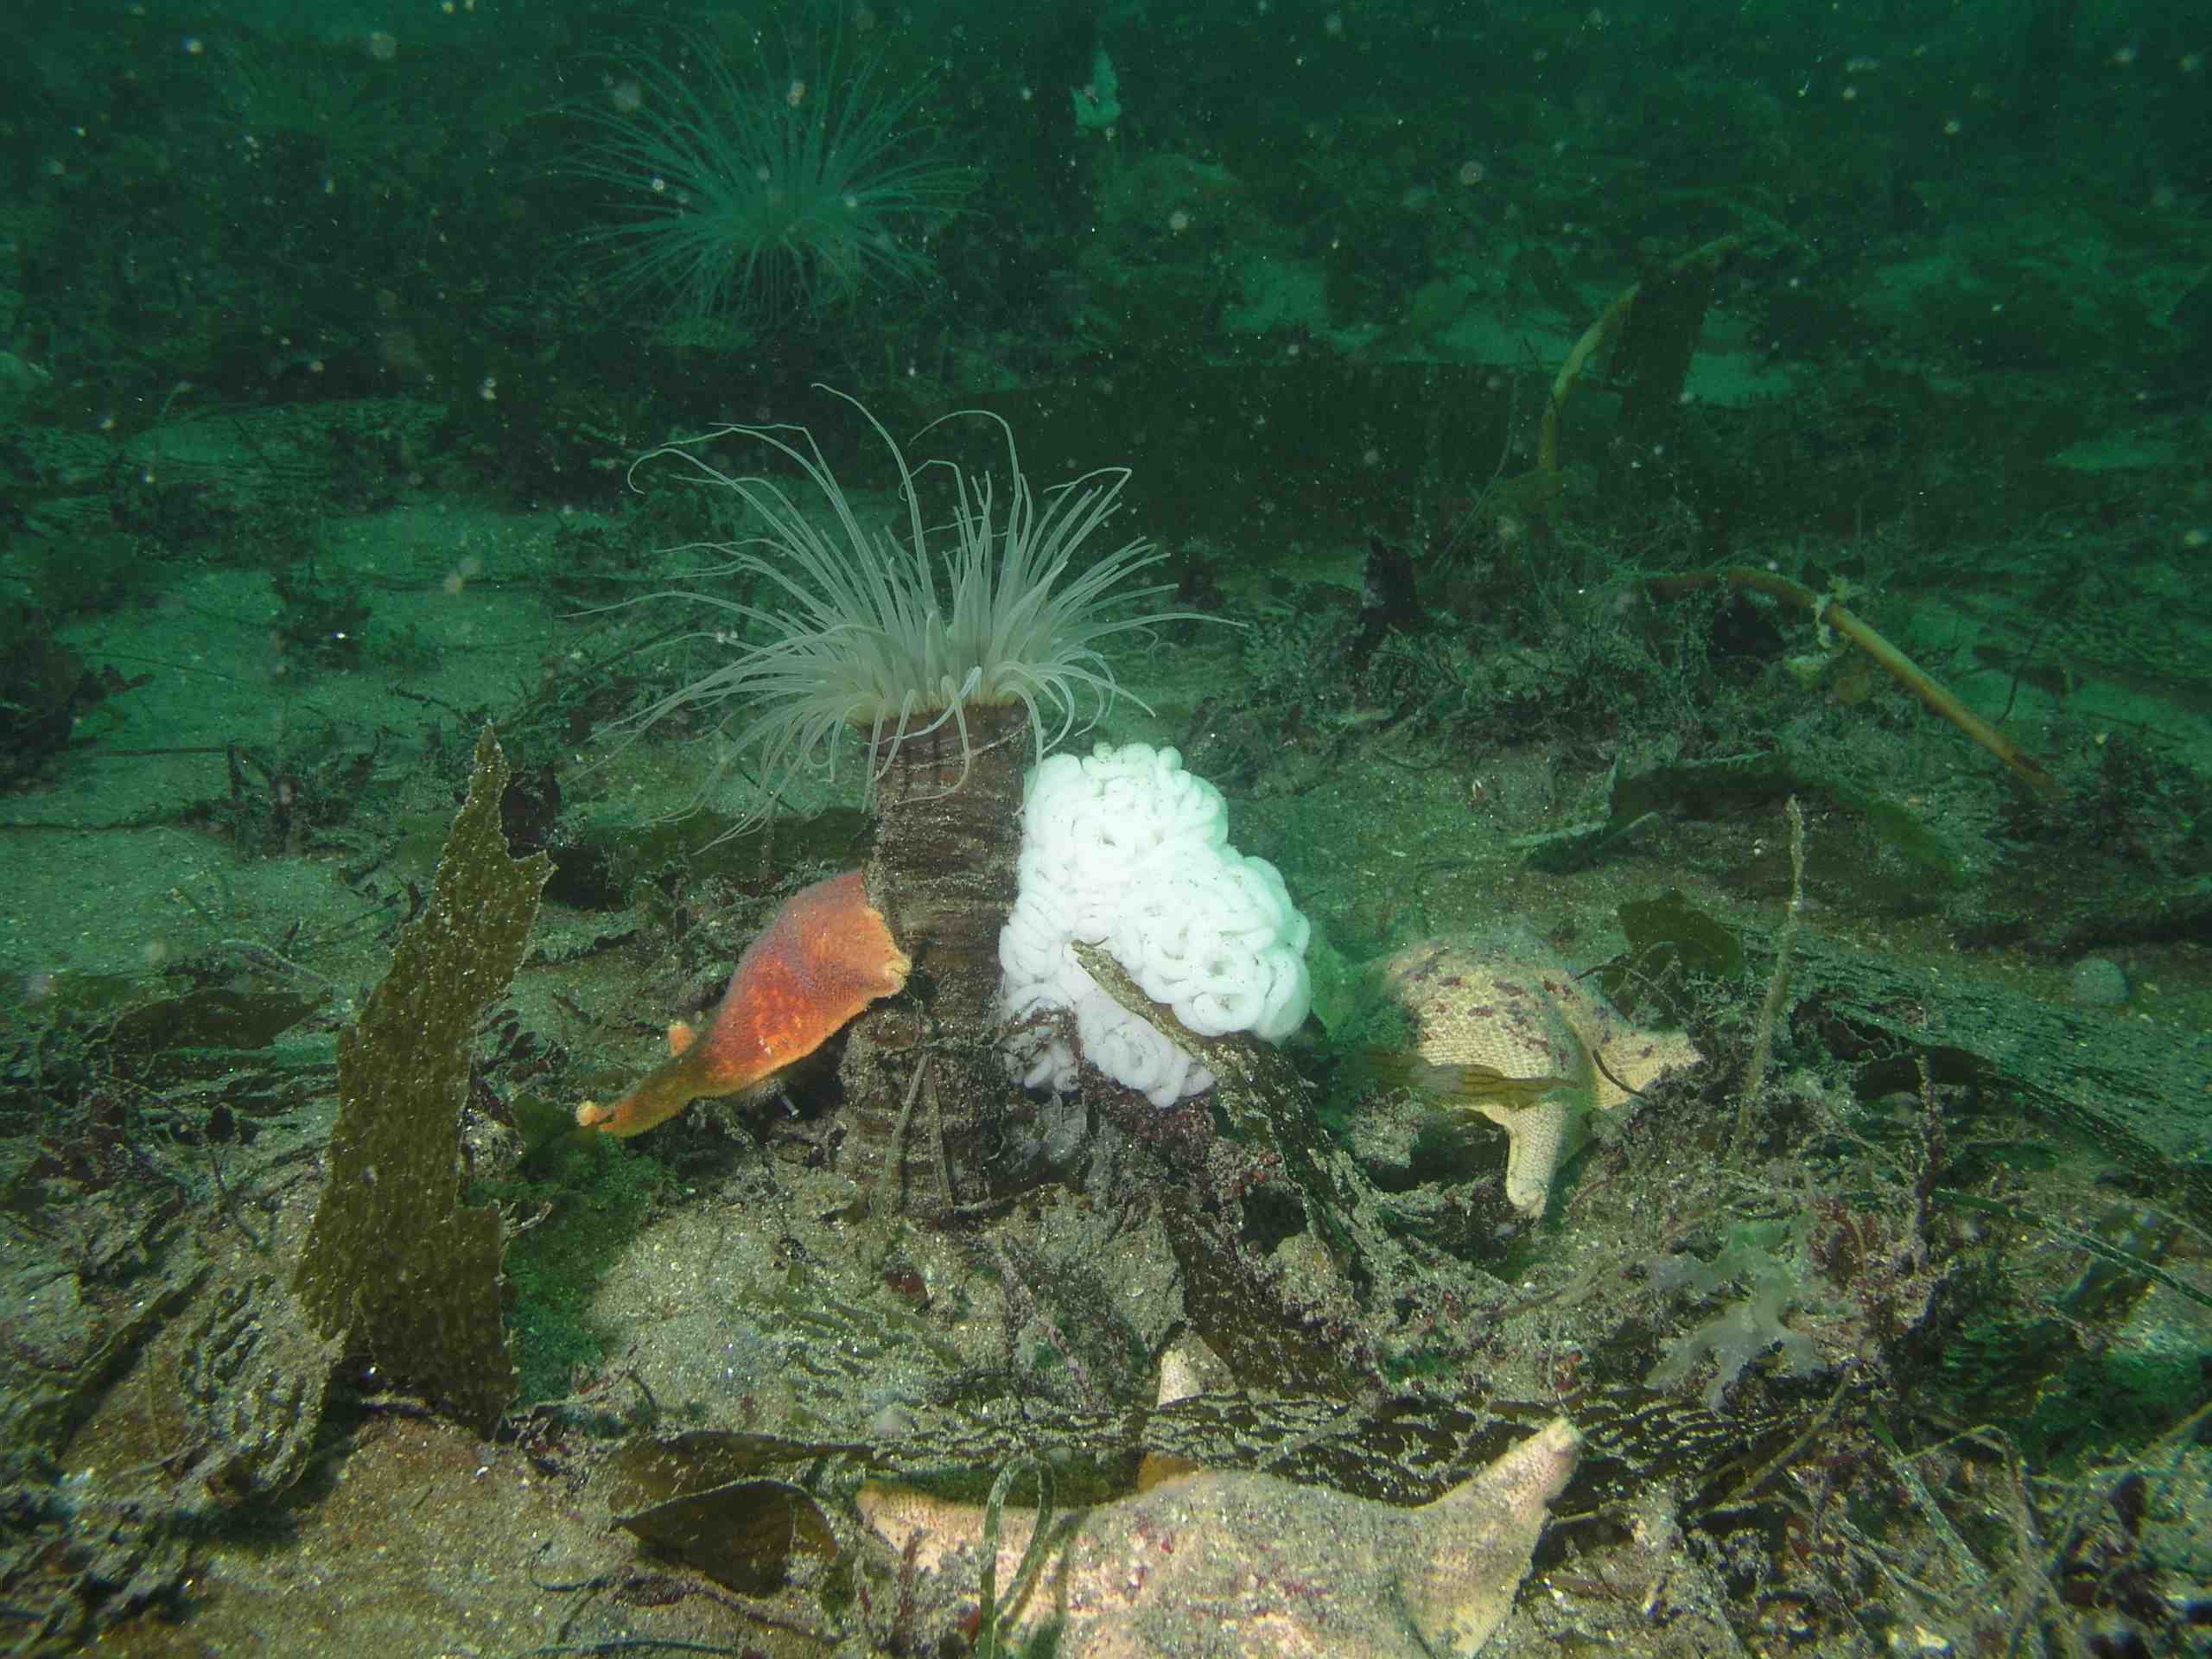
(292, 726, 550, 1433)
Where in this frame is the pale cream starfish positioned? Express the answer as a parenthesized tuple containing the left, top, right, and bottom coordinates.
(1378, 931, 1703, 1217)
(858, 1404, 1581, 1658)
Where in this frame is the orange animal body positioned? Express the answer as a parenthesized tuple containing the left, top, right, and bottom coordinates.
(576, 870, 911, 1139)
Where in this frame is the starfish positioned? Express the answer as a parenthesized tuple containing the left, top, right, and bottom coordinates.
(1377, 931, 1702, 1217)
(860, 1410, 1581, 1659)
(576, 870, 910, 1139)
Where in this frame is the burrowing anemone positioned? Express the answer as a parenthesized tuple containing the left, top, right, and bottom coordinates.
(607, 391, 1202, 1209)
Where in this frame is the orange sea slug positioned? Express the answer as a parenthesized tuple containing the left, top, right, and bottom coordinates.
(575, 869, 911, 1139)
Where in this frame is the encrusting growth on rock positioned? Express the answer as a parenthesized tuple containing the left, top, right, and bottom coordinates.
(576, 869, 911, 1139)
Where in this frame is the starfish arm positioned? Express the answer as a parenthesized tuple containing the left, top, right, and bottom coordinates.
(1403, 1416, 1582, 1656)
(1478, 1097, 1572, 1217)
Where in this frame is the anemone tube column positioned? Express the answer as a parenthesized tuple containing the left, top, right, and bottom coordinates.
(837, 700, 1032, 1217)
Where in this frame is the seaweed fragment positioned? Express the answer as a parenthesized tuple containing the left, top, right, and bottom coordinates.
(1648, 565, 2059, 794)
(601, 1435, 838, 1595)
(292, 726, 550, 1432)
(176, 1268, 344, 1503)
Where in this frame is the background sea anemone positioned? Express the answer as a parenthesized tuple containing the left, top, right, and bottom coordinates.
(569, 35, 966, 324)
